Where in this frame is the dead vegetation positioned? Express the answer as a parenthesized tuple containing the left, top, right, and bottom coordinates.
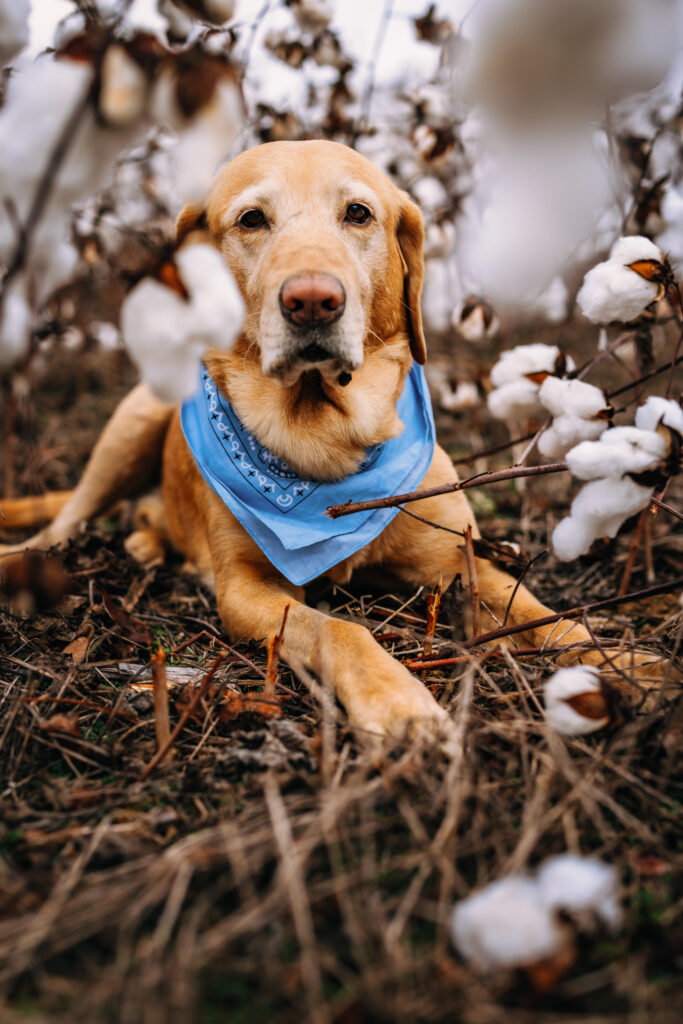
(1, 345, 682, 1024)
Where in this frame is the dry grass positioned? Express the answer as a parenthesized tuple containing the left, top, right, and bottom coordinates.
(1, 344, 682, 1024)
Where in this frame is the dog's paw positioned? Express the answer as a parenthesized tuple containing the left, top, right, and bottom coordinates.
(124, 528, 166, 568)
(347, 664, 451, 740)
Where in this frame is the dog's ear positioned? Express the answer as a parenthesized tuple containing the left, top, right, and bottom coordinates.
(397, 194, 427, 364)
(175, 202, 208, 243)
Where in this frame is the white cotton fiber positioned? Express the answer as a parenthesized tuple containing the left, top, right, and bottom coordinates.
(490, 343, 564, 387)
(609, 235, 663, 265)
(577, 261, 660, 323)
(538, 376, 607, 419)
(538, 414, 606, 459)
(536, 854, 622, 930)
(543, 666, 609, 736)
(0, 0, 29, 67)
(566, 427, 666, 480)
(488, 378, 543, 420)
(635, 396, 683, 437)
(552, 476, 653, 560)
(121, 244, 244, 404)
(451, 876, 566, 972)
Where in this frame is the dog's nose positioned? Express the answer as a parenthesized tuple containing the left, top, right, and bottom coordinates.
(279, 273, 346, 326)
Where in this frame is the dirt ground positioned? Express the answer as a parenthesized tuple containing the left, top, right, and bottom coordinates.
(0, 325, 682, 1024)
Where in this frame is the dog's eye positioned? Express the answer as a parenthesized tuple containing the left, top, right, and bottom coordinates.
(239, 209, 267, 229)
(345, 203, 371, 225)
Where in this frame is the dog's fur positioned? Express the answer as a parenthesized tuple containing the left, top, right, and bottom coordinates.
(0, 141, 662, 736)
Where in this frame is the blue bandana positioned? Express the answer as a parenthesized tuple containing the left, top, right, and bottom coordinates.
(180, 364, 435, 586)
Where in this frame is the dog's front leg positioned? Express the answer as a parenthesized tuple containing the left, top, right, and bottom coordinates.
(203, 504, 448, 739)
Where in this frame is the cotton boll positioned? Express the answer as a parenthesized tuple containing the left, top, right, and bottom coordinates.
(490, 344, 570, 388)
(571, 475, 654, 528)
(608, 234, 663, 265)
(170, 79, 243, 204)
(0, 57, 93, 254)
(411, 176, 449, 215)
(99, 45, 148, 128)
(289, 0, 333, 34)
(538, 377, 608, 420)
(576, 261, 660, 323)
(538, 415, 606, 460)
(121, 244, 243, 404)
(536, 855, 622, 931)
(543, 666, 609, 735)
(635, 396, 683, 437)
(0, 277, 32, 370)
(566, 427, 666, 480)
(174, 244, 244, 348)
(453, 297, 500, 343)
(488, 378, 544, 421)
(0, 0, 29, 67)
(551, 515, 598, 562)
(552, 476, 654, 560)
(440, 381, 480, 413)
(451, 876, 567, 972)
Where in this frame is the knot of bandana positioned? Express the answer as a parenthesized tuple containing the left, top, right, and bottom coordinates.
(180, 364, 435, 585)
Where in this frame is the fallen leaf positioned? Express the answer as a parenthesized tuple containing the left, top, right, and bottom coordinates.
(102, 589, 152, 646)
(63, 634, 90, 665)
(38, 713, 81, 737)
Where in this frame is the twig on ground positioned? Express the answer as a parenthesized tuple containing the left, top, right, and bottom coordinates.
(423, 578, 441, 658)
(140, 654, 224, 780)
(463, 526, 480, 639)
(461, 577, 683, 650)
(265, 604, 289, 700)
(151, 644, 171, 753)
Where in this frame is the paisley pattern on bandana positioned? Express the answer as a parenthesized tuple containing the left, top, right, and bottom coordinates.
(202, 372, 383, 512)
(180, 363, 435, 586)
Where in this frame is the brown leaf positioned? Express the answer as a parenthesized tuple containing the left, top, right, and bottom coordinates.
(63, 634, 90, 665)
(102, 590, 152, 646)
(565, 690, 610, 721)
(38, 713, 82, 737)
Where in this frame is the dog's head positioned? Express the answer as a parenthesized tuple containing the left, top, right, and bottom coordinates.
(177, 140, 426, 386)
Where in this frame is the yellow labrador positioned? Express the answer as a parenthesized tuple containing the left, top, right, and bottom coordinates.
(0, 141, 660, 735)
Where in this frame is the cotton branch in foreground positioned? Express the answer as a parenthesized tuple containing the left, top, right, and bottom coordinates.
(121, 243, 244, 403)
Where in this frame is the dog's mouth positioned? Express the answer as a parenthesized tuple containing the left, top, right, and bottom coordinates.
(298, 340, 334, 364)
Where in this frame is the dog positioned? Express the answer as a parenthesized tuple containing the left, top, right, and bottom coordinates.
(0, 141, 663, 736)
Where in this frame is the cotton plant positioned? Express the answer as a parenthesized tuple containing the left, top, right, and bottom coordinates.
(577, 235, 671, 324)
(552, 396, 683, 561)
(0, 14, 243, 372)
(487, 343, 576, 421)
(452, 295, 500, 344)
(0, 0, 29, 68)
(451, 853, 622, 974)
(536, 377, 612, 459)
(120, 242, 244, 404)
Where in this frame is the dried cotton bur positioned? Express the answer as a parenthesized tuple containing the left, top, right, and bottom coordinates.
(543, 666, 610, 736)
(451, 854, 622, 984)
